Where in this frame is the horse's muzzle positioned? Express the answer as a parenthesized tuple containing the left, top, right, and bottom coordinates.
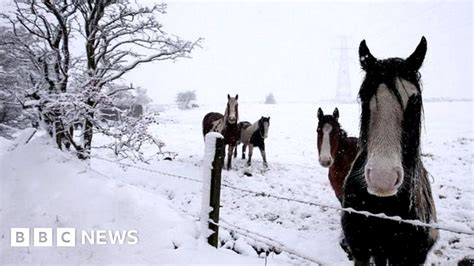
(365, 165, 403, 197)
(319, 157, 333, 168)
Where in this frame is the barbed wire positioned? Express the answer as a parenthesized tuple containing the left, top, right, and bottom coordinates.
(89, 154, 474, 236)
(83, 162, 323, 265)
(212, 218, 325, 265)
(91, 155, 202, 183)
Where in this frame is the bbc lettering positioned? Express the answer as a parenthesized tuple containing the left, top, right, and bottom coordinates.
(11, 228, 138, 247)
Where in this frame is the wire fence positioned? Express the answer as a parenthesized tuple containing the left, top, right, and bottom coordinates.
(81, 153, 474, 264)
(174, 206, 325, 265)
(83, 161, 324, 265)
(90, 154, 474, 236)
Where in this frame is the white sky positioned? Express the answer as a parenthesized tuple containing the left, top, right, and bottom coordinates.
(124, 0, 473, 104)
(1, 1, 472, 104)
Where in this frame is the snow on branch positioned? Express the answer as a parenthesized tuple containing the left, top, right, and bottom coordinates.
(1, 0, 201, 161)
(77, 0, 202, 90)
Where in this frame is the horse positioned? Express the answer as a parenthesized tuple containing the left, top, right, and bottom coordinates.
(232, 121, 251, 159)
(202, 94, 240, 170)
(239, 117, 270, 167)
(317, 107, 358, 203)
(341, 37, 438, 265)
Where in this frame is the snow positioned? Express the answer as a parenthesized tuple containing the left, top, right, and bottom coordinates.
(0, 137, 261, 264)
(0, 137, 12, 155)
(200, 132, 223, 241)
(1, 101, 473, 264)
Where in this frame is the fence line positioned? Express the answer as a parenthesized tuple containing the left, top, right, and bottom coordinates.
(212, 218, 325, 265)
(89, 154, 474, 236)
(83, 161, 321, 264)
(92, 155, 202, 183)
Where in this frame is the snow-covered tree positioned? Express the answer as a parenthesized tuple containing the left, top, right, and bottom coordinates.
(0, 27, 36, 138)
(135, 86, 153, 107)
(265, 93, 276, 104)
(1, 0, 201, 160)
(176, 90, 197, 109)
(1, 1, 79, 149)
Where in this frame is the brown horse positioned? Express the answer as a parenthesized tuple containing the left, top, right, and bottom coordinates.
(202, 94, 239, 170)
(317, 107, 358, 203)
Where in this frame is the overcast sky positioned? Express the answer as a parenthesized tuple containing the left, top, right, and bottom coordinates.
(123, 0, 473, 104)
(2, 1, 472, 104)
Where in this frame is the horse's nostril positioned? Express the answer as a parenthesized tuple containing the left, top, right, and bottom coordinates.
(319, 159, 331, 167)
(366, 167, 372, 182)
(394, 167, 403, 187)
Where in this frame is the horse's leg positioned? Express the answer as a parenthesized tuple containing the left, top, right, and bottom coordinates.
(259, 147, 268, 168)
(242, 144, 247, 159)
(233, 145, 237, 158)
(259, 143, 268, 167)
(227, 145, 234, 170)
(247, 144, 254, 166)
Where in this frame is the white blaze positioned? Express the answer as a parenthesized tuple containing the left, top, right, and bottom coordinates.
(263, 122, 269, 138)
(319, 123, 333, 165)
(365, 79, 419, 196)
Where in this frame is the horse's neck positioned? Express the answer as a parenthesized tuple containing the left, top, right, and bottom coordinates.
(333, 130, 356, 164)
(244, 121, 258, 134)
(225, 121, 238, 129)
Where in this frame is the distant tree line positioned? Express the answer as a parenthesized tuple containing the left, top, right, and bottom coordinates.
(176, 90, 198, 109)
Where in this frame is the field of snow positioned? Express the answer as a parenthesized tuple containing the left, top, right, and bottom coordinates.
(1, 101, 473, 264)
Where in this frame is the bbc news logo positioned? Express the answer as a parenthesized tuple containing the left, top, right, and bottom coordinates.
(11, 228, 138, 247)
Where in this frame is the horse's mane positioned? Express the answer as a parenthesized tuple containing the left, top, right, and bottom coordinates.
(247, 119, 260, 134)
(338, 126, 349, 140)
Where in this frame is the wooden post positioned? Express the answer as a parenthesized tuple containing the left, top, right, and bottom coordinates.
(208, 137, 225, 248)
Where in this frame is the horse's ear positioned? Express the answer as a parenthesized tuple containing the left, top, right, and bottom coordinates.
(317, 108, 323, 121)
(333, 108, 339, 120)
(235, 94, 238, 100)
(227, 94, 230, 100)
(268, 116, 270, 121)
(359, 39, 376, 70)
(406, 36, 427, 71)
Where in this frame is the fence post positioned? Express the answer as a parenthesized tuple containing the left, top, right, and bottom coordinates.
(208, 136, 225, 248)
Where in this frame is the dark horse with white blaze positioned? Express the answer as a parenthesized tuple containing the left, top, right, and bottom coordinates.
(202, 94, 240, 170)
(317, 107, 358, 203)
(342, 37, 438, 265)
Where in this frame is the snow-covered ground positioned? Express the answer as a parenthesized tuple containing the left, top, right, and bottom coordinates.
(1, 101, 473, 264)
